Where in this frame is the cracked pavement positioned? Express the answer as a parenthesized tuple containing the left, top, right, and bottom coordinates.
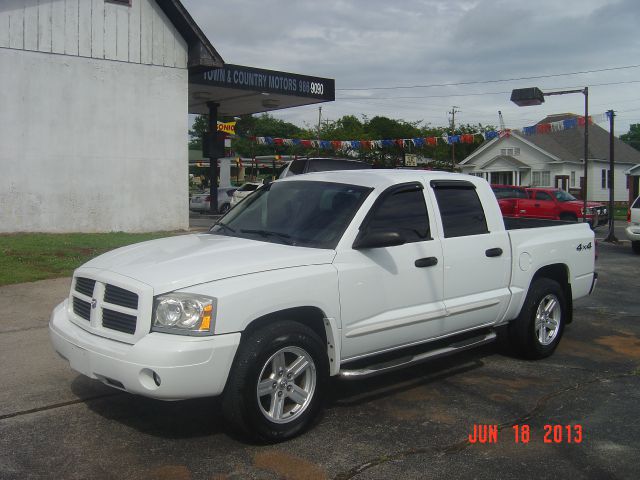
(1, 240, 639, 479)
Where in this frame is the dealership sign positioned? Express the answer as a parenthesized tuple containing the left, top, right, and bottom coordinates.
(192, 64, 335, 101)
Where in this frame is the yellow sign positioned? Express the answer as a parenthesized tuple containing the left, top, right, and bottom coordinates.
(217, 121, 236, 135)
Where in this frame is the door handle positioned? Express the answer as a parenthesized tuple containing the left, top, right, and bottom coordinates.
(415, 257, 438, 268)
(534, 203, 541, 207)
(485, 248, 503, 257)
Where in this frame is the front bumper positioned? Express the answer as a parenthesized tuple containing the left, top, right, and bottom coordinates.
(49, 299, 241, 400)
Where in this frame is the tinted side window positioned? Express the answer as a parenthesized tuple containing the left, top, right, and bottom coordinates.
(364, 187, 430, 243)
(434, 187, 489, 238)
(633, 197, 640, 209)
(288, 160, 307, 175)
(535, 191, 553, 201)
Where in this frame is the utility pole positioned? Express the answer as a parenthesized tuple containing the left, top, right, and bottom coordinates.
(604, 110, 618, 242)
(449, 106, 460, 169)
(317, 106, 322, 157)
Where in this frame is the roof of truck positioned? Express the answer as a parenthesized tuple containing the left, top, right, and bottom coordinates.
(277, 169, 475, 190)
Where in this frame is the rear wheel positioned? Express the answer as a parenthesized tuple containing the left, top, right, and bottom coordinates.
(508, 278, 566, 359)
(632, 241, 640, 254)
(221, 321, 328, 442)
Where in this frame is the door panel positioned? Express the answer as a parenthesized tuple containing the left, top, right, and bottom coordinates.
(335, 240, 445, 360)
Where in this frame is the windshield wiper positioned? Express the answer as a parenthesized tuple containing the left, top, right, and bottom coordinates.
(213, 222, 236, 234)
(240, 229, 293, 245)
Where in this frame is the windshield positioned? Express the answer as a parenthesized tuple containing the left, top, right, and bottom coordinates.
(554, 190, 577, 202)
(209, 180, 372, 249)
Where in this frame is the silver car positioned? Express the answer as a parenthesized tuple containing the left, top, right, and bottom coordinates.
(189, 187, 237, 214)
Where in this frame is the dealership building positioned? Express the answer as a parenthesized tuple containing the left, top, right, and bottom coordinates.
(0, 0, 334, 232)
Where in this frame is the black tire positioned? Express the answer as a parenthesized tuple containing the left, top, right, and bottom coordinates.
(559, 213, 577, 222)
(508, 278, 566, 360)
(221, 321, 328, 442)
(220, 203, 231, 214)
(632, 241, 640, 254)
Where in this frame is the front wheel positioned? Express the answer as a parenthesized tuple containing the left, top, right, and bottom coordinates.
(221, 321, 328, 442)
(508, 278, 566, 359)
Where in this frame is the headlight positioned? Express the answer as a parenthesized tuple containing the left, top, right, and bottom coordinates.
(152, 293, 216, 336)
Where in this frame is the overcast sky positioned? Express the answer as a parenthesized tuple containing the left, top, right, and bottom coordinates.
(183, 0, 640, 136)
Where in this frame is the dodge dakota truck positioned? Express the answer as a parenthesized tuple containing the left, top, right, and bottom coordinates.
(50, 170, 597, 441)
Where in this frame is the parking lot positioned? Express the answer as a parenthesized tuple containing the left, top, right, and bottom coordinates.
(1, 235, 638, 479)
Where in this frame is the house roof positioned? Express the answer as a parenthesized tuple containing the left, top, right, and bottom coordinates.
(478, 155, 531, 170)
(523, 113, 640, 165)
(156, 0, 224, 70)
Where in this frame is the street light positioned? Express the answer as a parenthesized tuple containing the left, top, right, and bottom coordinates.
(511, 86, 589, 223)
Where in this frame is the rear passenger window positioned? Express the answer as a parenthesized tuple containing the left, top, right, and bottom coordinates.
(363, 185, 430, 243)
(535, 192, 553, 201)
(288, 160, 307, 175)
(632, 197, 640, 208)
(433, 186, 489, 238)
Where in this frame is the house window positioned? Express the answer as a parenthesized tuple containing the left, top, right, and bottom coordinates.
(570, 171, 576, 187)
(106, 0, 132, 6)
(601, 169, 607, 189)
(500, 147, 520, 156)
(532, 171, 551, 186)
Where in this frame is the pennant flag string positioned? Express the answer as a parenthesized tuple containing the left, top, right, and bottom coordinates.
(249, 113, 609, 151)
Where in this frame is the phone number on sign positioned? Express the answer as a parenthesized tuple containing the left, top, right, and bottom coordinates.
(468, 424, 583, 444)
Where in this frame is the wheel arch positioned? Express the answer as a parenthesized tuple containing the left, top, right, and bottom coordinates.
(242, 306, 340, 375)
(530, 263, 573, 324)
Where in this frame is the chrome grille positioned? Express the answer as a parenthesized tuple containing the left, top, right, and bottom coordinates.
(73, 297, 91, 321)
(75, 277, 96, 297)
(104, 284, 139, 309)
(102, 309, 137, 334)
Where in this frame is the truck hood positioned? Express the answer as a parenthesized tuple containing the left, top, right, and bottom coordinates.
(563, 200, 605, 209)
(82, 233, 336, 294)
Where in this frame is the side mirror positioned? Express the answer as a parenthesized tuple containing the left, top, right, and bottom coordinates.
(353, 231, 405, 250)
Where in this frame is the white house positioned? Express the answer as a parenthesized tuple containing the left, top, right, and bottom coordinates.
(459, 114, 640, 203)
(0, 0, 223, 232)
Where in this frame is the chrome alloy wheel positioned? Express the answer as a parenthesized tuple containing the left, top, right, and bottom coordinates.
(535, 294, 561, 345)
(256, 346, 317, 424)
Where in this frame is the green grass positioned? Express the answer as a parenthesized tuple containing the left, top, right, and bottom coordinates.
(0, 232, 177, 286)
(613, 206, 628, 221)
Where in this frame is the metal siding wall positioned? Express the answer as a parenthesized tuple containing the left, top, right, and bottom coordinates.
(37, 0, 53, 52)
(23, 0, 39, 51)
(8, 2, 24, 50)
(139, 0, 153, 64)
(78, 0, 92, 56)
(64, 0, 79, 56)
(0, 0, 188, 68)
(128, 0, 141, 63)
(51, 0, 65, 54)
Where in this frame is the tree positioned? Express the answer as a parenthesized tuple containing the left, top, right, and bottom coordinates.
(621, 124, 640, 152)
(189, 115, 208, 149)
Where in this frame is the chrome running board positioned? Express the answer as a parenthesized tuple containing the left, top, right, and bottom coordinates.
(338, 331, 497, 379)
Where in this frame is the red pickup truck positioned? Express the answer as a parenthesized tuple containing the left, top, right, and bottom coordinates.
(492, 185, 608, 227)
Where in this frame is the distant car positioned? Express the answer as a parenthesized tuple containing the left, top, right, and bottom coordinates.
(230, 182, 262, 206)
(626, 195, 640, 254)
(190, 187, 236, 214)
(279, 157, 372, 178)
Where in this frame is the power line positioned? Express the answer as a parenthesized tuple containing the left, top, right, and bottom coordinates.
(336, 64, 640, 91)
(337, 79, 640, 101)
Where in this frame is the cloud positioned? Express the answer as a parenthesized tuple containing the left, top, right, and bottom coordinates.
(183, 0, 640, 135)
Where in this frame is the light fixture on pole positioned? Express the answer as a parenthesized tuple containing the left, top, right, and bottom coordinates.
(511, 87, 589, 223)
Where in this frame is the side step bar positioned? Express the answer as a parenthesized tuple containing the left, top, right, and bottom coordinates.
(338, 331, 497, 379)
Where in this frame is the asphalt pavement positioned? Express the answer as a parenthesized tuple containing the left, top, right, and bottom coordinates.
(1, 233, 639, 479)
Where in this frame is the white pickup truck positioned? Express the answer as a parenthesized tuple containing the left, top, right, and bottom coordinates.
(50, 170, 597, 441)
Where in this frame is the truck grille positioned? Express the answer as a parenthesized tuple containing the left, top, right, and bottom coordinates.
(75, 277, 96, 297)
(104, 284, 139, 309)
(73, 297, 91, 321)
(102, 308, 137, 334)
(71, 276, 140, 335)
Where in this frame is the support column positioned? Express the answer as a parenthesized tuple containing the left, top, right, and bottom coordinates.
(207, 102, 219, 215)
